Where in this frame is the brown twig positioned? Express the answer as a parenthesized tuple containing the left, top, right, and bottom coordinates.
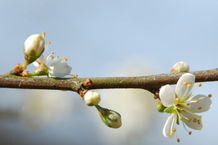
(0, 68, 218, 93)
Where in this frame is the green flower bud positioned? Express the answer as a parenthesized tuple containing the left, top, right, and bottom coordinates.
(23, 34, 45, 65)
(95, 105, 122, 129)
(156, 101, 166, 112)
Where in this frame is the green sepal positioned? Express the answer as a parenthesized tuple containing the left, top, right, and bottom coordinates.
(156, 101, 166, 112)
(176, 114, 180, 125)
(164, 106, 174, 113)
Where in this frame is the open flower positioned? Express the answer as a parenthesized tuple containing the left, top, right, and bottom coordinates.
(32, 33, 72, 78)
(33, 53, 72, 78)
(159, 73, 212, 141)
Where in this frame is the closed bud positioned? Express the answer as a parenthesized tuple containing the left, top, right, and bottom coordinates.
(171, 61, 189, 73)
(84, 91, 101, 106)
(23, 34, 45, 65)
(95, 105, 122, 128)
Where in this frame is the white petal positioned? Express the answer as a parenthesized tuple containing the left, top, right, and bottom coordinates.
(163, 113, 177, 138)
(175, 73, 195, 99)
(159, 85, 176, 107)
(180, 110, 202, 130)
(33, 55, 46, 67)
(48, 61, 72, 78)
(185, 94, 212, 113)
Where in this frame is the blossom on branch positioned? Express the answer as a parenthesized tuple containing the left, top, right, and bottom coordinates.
(32, 33, 72, 78)
(159, 73, 212, 142)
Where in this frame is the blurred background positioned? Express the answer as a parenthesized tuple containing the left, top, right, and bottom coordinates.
(0, 0, 218, 145)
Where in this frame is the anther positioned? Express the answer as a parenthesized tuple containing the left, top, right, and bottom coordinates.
(174, 106, 178, 110)
(189, 131, 192, 135)
(47, 40, 51, 44)
(198, 83, 202, 87)
(187, 84, 192, 88)
(50, 55, 54, 59)
(170, 132, 174, 136)
(176, 98, 180, 102)
(188, 118, 192, 122)
(195, 100, 199, 104)
(184, 82, 188, 85)
(172, 128, 176, 132)
(198, 106, 202, 110)
(73, 74, 78, 78)
(42, 32, 46, 38)
(198, 120, 201, 125)
(179, 116, 183, 120)
(63, 56, 68, 61)
(208, 94, 212, 98)
(51, 51, 55, 55)
(193, 118, 197, 123)
(177, 138, 180, 143)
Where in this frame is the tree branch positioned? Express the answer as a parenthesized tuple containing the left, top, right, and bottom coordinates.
(0, 68, 218, 93)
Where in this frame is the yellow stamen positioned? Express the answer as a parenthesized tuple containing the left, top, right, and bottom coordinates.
(179, 116, 183, 120)
(176, 98, 180, 102)
(187, 84, 192, 88)
(57, 56, 59, 58)
(183, 82, 188, 85)
(50, 55, 54, 60)
(73, 74, 78, 78)
(189, 131, 192, 135)
(51, 51, 55, 55)
(63, 56, 68, 61)
(172, 128, 176, 132)
(42, 32, 46, 38)
(174, 106, 178, 111)
(208, 94, 212, 98)
(198, 120, 201, 125)
(193, 118, 197, 123)
(47, 40, 51, 44)
(198, 83, 202, 87)
(188, 118, 192, 122)
(170, 132, 174, 136)
(198, 106, 202, 110)
(195, 100, 199, 104)
(177, 138, 180, 143)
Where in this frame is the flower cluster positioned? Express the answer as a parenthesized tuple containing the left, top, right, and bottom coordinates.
(158, 73, 212, 142)
(11, 32, 122, 129)
(12, 32, 72, 78)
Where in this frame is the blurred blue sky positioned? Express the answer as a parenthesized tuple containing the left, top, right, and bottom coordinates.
(0, 0, 218, 145)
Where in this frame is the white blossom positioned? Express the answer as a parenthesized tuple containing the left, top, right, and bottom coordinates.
(159, 73, 212, 140)
(33, 36, 72, 78)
